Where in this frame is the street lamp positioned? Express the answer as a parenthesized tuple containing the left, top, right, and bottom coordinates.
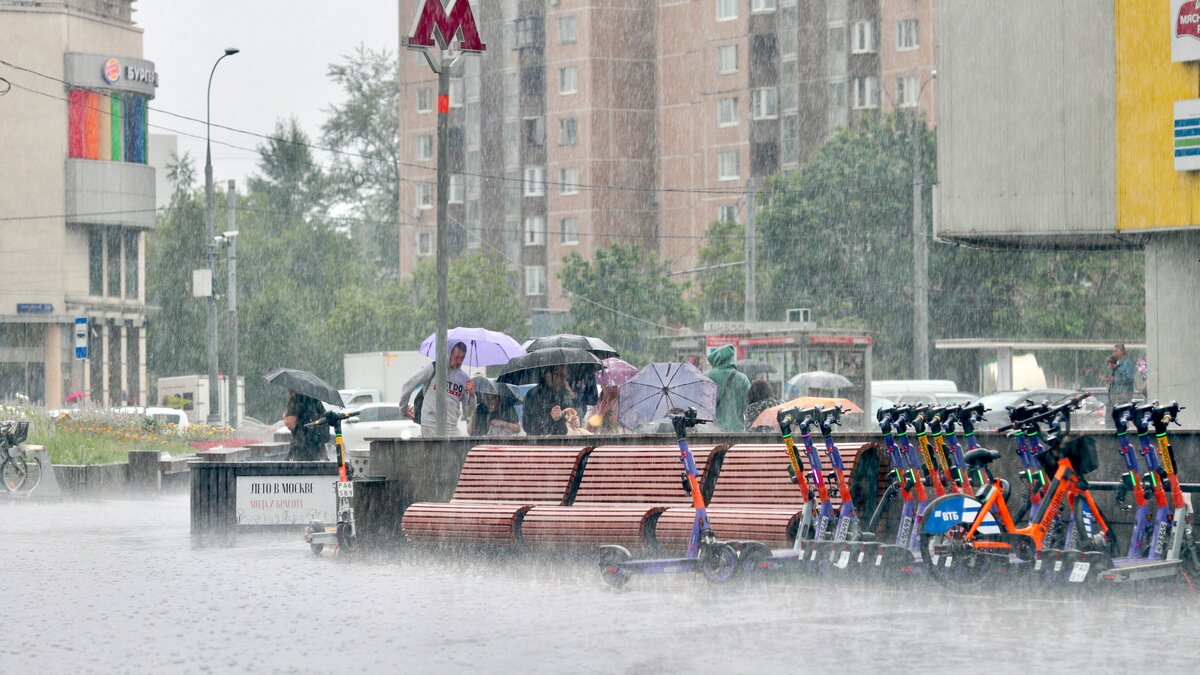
(204, 47, 238, 425)
(912, 69, 936, 380)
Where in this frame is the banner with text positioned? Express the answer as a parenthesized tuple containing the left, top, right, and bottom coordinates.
(235, 475, 337, 525)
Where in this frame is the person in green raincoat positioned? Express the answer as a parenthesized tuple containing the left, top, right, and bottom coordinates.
(704, 344, 750, 432)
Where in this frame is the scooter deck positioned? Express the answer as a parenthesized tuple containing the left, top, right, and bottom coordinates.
(1098, 558, 1182, 583)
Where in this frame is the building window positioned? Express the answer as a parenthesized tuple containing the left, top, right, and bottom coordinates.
(716, 0, 737, 21)
(88, 227, 103, 297)
(449, 174, 465, 204)
(717, 97, 739, 127)
(560, 168, 580, 195)
(517, 15, 543, 48)
(125, 230, 139, 299)
(525, 266, 546, 296)
(416, 232, 433, 257)
(106, 227, 121, 297)
(523, 116, 545, 146)
(829, 24, 847, 54)
(521, 67, 544, 97)
(897, 76, 919, 107)
(524, 166, 545, 196)
(417, 183, 433, 208)
(416, 88, 433, 113)
(718, 150, 740, 181)
(752, 88, 778, 120)
(897, 19, 919, 50)
(559, 16, 577, 44)
(751, 141, 779, 175)
(852, 20, 876, 53)
(718, 204, 739, 224)
(853, 76, 879, 109)
(751, 0, 777, 12)
(559, 117, 578, 145)
(561, 217, 579, 245)
(717, 45, 737, 74)
(559, 66, 578, 94)
(449, 78, 464, 107)
(416, 135, 433, 161)
(524, 215, 546, 246)
(828, 79, 847, 108)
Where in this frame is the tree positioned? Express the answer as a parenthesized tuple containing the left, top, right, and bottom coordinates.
(321, 46, 401, 278)
(558, 243, 696, 364)
(695, 218, 744, 322)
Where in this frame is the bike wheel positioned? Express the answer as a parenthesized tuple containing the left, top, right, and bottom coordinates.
(598, 545, 632, 589)
(700, 543, 740, 584)
(18, 456, 41, 493)
(920, 524, 994, 588)
(1, 455, 28, 492)
(1073, 498, 1119, 559)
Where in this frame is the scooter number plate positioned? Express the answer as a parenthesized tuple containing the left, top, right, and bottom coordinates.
(337, 482, 354, 499)
(1068, 561, 1090, 583)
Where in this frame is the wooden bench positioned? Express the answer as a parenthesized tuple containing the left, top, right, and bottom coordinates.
(519, 445, 727, 553)
(653, 442, 881, 554)
(401, 445, 592, 548)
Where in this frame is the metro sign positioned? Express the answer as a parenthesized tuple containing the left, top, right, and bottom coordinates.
(406, 0, 487, 54)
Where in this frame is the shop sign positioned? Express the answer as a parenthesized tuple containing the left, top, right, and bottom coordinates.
(808, 335, 873, 346)
(1173, 0, 1200, 62)
(1175, 99, 1200, 171)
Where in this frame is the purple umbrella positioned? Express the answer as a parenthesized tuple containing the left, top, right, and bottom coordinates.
(595, 357, 638, 387)
(419, 327, 526, 367)
(618, 363, 717, 431)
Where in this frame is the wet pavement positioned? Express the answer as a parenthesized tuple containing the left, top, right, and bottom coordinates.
(2, 494, 1197, 674)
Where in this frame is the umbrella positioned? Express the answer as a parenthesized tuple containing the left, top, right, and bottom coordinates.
(497, 347, 604, 385)
(263, 367, 342, 407)
(471, 376, 519, 402)
(618, 362, 717, 431)
(735, 360, 777, 377)
(751, 396, 865, 431)
(522, 334, 620, 359)
(595, 357, 639, 387)
(420, 326, 526, 367)
(787, 370, 854, 391)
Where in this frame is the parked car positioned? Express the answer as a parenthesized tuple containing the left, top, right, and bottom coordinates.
(971, 389, 1082, 430)
(339, 402, 421, 450)
(112, 406, 190, 433)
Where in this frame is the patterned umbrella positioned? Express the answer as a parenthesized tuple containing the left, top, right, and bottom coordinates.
(618, 363, 717, 431)
(419, 326, 526, 367)
(595, 357, 638, 387)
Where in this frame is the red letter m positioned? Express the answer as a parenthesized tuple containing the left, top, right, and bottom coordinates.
(407, 0, 487, 52)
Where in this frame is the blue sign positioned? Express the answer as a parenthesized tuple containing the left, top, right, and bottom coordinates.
(16, 303, 53, 314)
(74, 317, 89, 360)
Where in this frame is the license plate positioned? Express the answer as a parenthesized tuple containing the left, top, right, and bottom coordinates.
(835, 551, 851, 568)
(337, 482, 354, 499)
(1068, 561, 1091, 583)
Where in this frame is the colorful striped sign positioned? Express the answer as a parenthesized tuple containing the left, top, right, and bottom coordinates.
(67, 88, 147, 164)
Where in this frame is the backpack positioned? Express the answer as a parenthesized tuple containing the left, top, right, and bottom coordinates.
(411, 369, 436, 424)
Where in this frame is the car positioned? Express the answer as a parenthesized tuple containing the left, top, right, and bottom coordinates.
(337, 402, 422, 450)
(112, 406, 190, 433)
(971, 389, 1082, 430)
(892, 392, 979, 408)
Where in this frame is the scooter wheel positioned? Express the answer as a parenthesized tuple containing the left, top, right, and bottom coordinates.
(336, 521, 357, 553)
(920, 524, 993, 589)
(738, 541, 773, 576)
(700, 543, 740, 584)
(598, 545, 632, 589)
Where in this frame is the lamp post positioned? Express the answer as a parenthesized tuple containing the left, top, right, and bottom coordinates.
(204, 47, 238, 424)
(912, 70, 936, 380)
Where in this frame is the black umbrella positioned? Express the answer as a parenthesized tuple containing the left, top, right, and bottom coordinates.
(522, 334, 620, 359)
(735, 360, 777, 377)
(497, 347, 604, 385)
(263, 367, 343, 407)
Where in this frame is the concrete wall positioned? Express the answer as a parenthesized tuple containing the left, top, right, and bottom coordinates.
(65, 160, 156, 229)
(1145, 231, 1200, 425)
(935, 0, 1119, 246)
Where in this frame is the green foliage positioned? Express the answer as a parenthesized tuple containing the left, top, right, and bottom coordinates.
(558, 243, 696, 364)
(695, 218, 744, 321)
(754, 111, 1145, 387)
(321, 46, 401, 278)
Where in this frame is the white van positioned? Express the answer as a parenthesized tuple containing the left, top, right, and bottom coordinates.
(871, 379, 959, 399)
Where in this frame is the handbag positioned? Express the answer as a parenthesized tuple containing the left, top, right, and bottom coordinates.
(411, 369, 436, 424)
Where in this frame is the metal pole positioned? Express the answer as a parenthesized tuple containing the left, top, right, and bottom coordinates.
(912, 113, 929, 379)
(204, 48, 237, 425)
(744, 177, 757, 323)
(434, 59, 451, 435)
(226, 180, 238, 429)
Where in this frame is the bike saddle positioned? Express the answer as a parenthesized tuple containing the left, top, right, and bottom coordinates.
(963, 448, 1001, 468)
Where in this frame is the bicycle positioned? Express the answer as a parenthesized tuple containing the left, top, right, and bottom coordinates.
(919, 393, 1116, 587)
(1, 420, 39, 494)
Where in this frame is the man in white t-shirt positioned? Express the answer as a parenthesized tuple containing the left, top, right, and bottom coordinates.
(399, 341, 476, 437)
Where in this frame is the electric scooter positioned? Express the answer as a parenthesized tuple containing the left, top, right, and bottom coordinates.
(303, 408, 361, 555)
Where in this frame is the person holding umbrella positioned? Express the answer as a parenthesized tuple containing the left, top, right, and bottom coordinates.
(522, 365, 574, 436)
(468, 377, 522, 437)
(284, 390, 330, 461)
(398, 340, 476, 437)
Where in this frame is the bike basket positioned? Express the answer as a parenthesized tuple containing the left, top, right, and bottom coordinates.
(1063, 436, 1098, 475)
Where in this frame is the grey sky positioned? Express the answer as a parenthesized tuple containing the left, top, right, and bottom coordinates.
(138, 1, 398, 187)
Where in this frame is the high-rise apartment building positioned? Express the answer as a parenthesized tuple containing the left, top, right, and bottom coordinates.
(0, 0, 156, 408)
(398, 0, 935, 312)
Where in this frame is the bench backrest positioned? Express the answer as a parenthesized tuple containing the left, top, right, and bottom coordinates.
(711, 442, 877, 507)
(572, 445, 726, 504)
(450, 445, 592, 503)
